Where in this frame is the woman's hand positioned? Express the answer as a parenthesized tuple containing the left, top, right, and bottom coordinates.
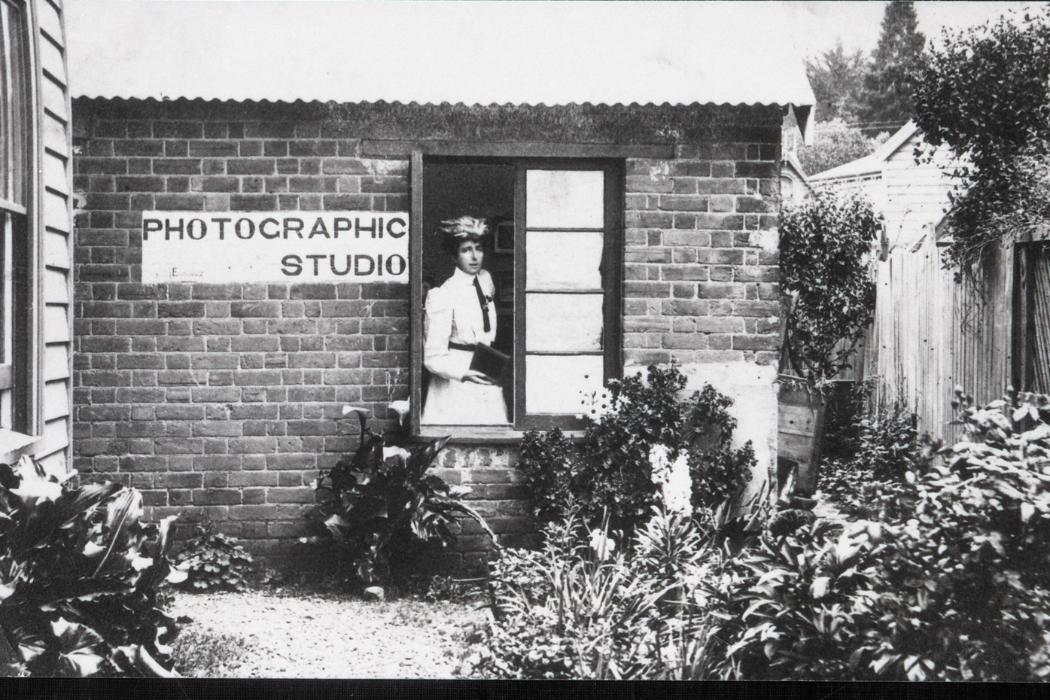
(462, 370, 496, 385)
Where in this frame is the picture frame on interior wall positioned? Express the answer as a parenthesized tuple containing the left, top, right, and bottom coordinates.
(494, 221, 514, 253)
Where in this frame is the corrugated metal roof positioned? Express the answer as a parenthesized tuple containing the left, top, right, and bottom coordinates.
(67, 1, 815, 115)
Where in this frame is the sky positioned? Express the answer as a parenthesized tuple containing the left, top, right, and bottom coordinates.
(782, 1, 1037, 57)
(65, 1, 1040, 107)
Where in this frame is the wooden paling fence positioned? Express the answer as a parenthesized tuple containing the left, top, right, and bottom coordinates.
(1016, 243, 1050, 394)
(1036, 260, 1050, 392)
(861, 234, 1018, 445)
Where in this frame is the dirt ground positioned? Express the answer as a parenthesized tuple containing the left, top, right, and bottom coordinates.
(169, 589, 488, 678)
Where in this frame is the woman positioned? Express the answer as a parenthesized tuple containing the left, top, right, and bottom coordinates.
(421, 216, 509, 425)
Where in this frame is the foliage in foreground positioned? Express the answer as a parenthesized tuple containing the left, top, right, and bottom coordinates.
(173, 521, 253, 593)
(517, 364, 754, 535)
(467, 388, 1050, 681)
(0, 457, 182, 677)
(459, 507, 727, 680)
(712, 387, 1050, 681)
(819, 384, 930, 520)
(459, 440, 771, 682)
(306, 407, 494, 587)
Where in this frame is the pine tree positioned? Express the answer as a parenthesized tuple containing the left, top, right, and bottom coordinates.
(805, 41, 870, 122)
(857, 1, 926, 129)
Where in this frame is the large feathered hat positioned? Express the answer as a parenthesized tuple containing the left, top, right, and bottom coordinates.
(437, 216, 489, 242)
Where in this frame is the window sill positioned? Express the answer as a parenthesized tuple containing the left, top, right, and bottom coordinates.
(0, 429, 39, 465)
(401, 425, 587, 445)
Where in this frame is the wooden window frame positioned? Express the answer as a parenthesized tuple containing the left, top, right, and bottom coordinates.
(513, 159, 623, 432)
(409, 144, 628, 439)
(0, 0, 40, 438)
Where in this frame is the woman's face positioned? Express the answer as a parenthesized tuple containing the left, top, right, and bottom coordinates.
(454, 239, 484, 275)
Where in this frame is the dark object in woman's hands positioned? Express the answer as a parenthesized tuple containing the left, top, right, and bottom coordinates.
(470, 344, 510, 383)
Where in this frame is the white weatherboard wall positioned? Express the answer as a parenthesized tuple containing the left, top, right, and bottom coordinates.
(881, 130, 954, 249)
(27, 0, 73, 473)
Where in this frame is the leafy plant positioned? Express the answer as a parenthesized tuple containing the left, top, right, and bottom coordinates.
(460, 475, 792, 680)
(912, 6, 1050, 271)
(461, 507, 718, 680)
(470, 386, 1050, 681)
(518, 364, 754, 535)
(710, 387, 1050, 681)
(780, 192, 880, 383)
(173, 521, 253, 593)
(306, 407, 495, 586)
(819, 393, 930, 520)
(704, 518, 879, 680)
(0, 456, 183, 677)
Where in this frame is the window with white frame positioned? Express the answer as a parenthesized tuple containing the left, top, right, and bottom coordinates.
(412, 156, 623, 433)
(0, 0, 31, 434)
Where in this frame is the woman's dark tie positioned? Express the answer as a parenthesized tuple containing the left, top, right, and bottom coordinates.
(472, 277, 491, 333)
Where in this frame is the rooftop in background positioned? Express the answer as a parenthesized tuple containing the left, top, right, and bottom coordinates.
(808, 122, 921, 182)
(66, 0, 815, 130)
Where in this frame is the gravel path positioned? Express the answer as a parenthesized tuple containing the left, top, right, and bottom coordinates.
(169, 589, 488, 678)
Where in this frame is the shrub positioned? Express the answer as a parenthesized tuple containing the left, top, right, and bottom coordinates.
(912, 7, 1050, 270)
(780, 192, 880, 382)
(173, 521, 253, 593)
(517, 428, 578, 526)
(710, 387, 1050, 681)
(306, 407, 494, 587)
(0, 456, 183, 677)
(472, 387, 1050, 681)
(517, 364, 754, 535)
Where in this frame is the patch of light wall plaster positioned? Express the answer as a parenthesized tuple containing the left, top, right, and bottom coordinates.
(626, 361, 779, 502)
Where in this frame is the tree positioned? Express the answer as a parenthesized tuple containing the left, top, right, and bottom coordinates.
(911, 6, 1050, 269)
(780, 192, 880, 382)
(805, 41, 869, 122)
(857, 1, 926, 128)
(797, 118, 888, 176)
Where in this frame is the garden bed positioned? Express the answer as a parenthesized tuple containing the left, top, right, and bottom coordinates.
(169, 588, 487, 678)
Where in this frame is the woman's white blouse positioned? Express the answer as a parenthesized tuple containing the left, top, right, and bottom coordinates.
(423, 267, 498, 381)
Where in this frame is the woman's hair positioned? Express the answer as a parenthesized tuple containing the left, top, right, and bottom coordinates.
(437, 216, 489, 254)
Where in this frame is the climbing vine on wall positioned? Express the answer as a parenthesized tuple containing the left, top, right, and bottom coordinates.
(912, 7, 1050, 272)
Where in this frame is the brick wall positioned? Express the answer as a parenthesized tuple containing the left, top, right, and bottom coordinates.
(71, 99, 782, 563)
(622, 145, 780, 367)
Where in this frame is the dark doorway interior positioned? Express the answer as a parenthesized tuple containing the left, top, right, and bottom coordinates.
(421, 160, 516, 418)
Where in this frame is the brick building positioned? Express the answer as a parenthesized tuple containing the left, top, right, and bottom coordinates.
(67, 2, 814, 566)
